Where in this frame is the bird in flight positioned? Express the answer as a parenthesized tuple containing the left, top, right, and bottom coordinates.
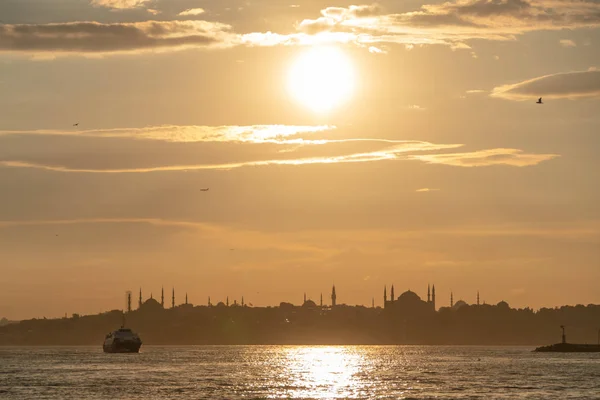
(536, 97, 543, 104)
(73, 123, 79, 126)
(200, 188, 209, 192)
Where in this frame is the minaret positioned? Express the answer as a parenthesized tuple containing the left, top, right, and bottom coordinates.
(427, 284, 431, 303)
(450, 291, 454, 307)
(208, 296, 211, 306)
(226, 296, 229, 307)
(304, 293, 306, 304)
(372, 297, 375, 308)
(477, 291, 480, 306)
(150, 292, 153, 300)
(384, 285, 387, 308)
(161, 287, 164, 308)
(320, 293, 323, 308)
(138, 288, 142, 309)
(185, 293, 188, 305)
(432, 284, 436, 311)
(391, 285, 395, 304)
(331, 285, 337, 307)
(126, 291, 132, 313)
(172, 288, 175, 308)
(241, 296, 244, 307)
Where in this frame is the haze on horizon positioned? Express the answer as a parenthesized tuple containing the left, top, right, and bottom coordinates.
(0, 0, 599, 320)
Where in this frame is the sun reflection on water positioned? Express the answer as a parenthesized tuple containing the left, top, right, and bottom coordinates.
(280, 346, 363, 399)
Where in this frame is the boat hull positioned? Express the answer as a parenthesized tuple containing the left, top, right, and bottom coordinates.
(103, 340, 142, 353)
(534, 343, 600, 353)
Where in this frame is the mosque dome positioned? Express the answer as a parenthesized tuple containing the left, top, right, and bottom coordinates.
(302, 300, 318, 308)
(497, 300, 509, 309)
(398, 290, 422, 302)
(452, 300, 468, 310)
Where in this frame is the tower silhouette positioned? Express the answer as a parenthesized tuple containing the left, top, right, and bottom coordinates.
(208, 296, 211, 306)
(138, 288, 142, 309)
(391, 285, 395, 304)
(304, 293, 306, 304)
(477, 291, 480, 306)
(384, 285, 387, 305)
(172, 288, 175, 308)
(241, 296, 244, 307)
(331, 285, 337, 307)
(320, 293, 323, 308)
(185, 293, 188, 305)
(126, 291, 132, 313)
(432, 284, 436, 311)
(427, 284, 431, 302)
(161, 287, 164, 308)
(226, 296, 229, 307)
(450, 291, 454, 307)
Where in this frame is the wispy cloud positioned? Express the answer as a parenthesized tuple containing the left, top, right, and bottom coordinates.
(409, 148, 559, 167)
(466, 89, 486, 94)
(559, 39, 577, 47)
(0, 125, 335, 143)
(246, 1, 600, 50)
(90, 0, 151, 10)
(0, 125, 557, 173)
(491, 69, 600, 100)
(1, 218, 597, 240)
(178, 8, 206, 16)
(416, 188, 441, 192)
(0, 20, 237, 55)
(0, 218, 329, 255)
(0, 141, 462, 173)
(3, 1, 600, 56)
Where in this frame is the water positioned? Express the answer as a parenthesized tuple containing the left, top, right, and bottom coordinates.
(1, 346, 599, 399)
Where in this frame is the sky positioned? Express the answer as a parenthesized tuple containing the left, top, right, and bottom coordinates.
(0, 0, 599, 320)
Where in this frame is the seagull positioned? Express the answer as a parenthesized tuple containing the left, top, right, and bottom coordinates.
(73, 123, 79, 126)
(536, 97, 543, 104)
(200, 188, 209, 192)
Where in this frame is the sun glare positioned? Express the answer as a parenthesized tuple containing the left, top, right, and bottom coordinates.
(287, 46, 355, 113)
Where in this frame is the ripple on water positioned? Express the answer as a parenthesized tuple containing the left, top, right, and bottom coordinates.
(0, 346, 599, 399)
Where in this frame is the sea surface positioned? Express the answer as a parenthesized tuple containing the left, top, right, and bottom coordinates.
(1, 346, 599, 399)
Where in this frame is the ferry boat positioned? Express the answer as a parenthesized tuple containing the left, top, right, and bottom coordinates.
(103, 326, 142, 353)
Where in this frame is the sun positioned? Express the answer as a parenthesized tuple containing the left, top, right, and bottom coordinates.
(287, 46, 355, 113)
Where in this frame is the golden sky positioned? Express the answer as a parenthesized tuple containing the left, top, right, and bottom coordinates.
(0, 0, 599, 319)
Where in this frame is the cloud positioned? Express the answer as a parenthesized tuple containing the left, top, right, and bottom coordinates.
(559, 39, 577, 47)
(147, 9, 161, 15)
(0, 141, 462, 173)
(268, 1, 600, 49)
(178, 8, 206, 16)
(2, 1, 599, 57)
(368, 45, 386, 54)
(0, 125, 336, 143)
(491, 69, 600, 100)
(90, 0, 151, 10)
(416, 188, 441, 192)
(1, 218, 597, 240)
(410, 148, 559, 167)
(0, 20, 237, 55)
(0, 125, 557, 173)
(466, 89, 486, 94)
(0, 218, 328, 255)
